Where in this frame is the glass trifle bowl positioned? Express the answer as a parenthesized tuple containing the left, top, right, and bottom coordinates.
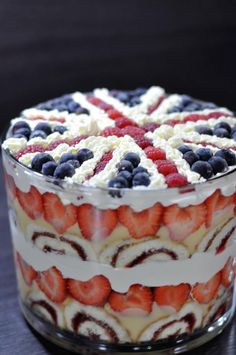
(2, 86, 236, 354)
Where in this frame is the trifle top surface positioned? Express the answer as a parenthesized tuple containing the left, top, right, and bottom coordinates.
(2, 85, 236, 191)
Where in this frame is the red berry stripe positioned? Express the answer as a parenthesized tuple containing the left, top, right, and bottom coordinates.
(183, 139, 236, 152)
(93, 151, 113, 175)
(147, 95, 166, 114)
(165, 112, 232, 127)
(29, 115, 66, 123)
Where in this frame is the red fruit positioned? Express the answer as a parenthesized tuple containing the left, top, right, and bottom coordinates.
(205, 190, 235, 228)
(107, 109, 123, 119)
(142, 123, 159, 132)
(147, 96, 165, 114)
(115, 117, 138, 128)
(109, 284, 153, 314)
(166, 173, 188, 187)
(94, 151, 113, 174)
(87, 96, 102, 106)
(222, 258, 235, 288)
(121, 126, 145, 138)
(154, 284, 190, 311)
(77, 204, 118, 241)
(155, 160, 177, 176)
(15, 144, 46, 159)
(36, 267, 66, 303)
(183, 114, 203, 123)
(68, 275, 111, 306)
(16, 186, 43, 220)
(135, 137, 152, 149)
(192, 272, 221, 303)
(98, 102, 113, 111)
(16, 252, 37, 286)
(144, 146, 166, 161)
(47, 139, 68, 151)
(68, 135, 87, 147)
(43, 192, 77, 234)
(4, 173, 16, 200)
(101, 127, 124, 137)
(163, 203, 206, 241)
(118, 204, 163, 239)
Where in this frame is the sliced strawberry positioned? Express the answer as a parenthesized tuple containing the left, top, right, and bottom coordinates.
(68, 275, 111, 306)
(43, 192, 77, 234)
(36, 267, 66, 303)
(154, 284, 190, 312)
(16, 252, 37, 286)
(222, 258, 235, 288)
(163, 203, 206, 241)
(77, 204, 118, 241)
(192, 272, 221, 303)
(205, 190, 235, 227)
(118, 204, 163, 239)
(108, 284, 153, 314)
(4, 172, 16, 200)
(16, 186, 43, 220)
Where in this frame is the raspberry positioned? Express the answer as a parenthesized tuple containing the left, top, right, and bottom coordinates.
(142, 123, 159, 132)
(135, 137, 152, 149)
(15, 145, 46, 159)
(94, 151, 113, 173)
(121, 126, 145, 138)
(155, 160, 178, 176)
(165, 119, 181, 126)
(101, 127, 123, 137)
(98, 102, 113, 111)
(208, 112, 231, 119)
(107, 109, 123, 119)
(183, 114, 204, 123)
(166, 173, 188, 187)
(87, 96, 102, 106)
(68, 135, 87, 146)
(115, 117, 138, 128)
(144, 146, 166, 161)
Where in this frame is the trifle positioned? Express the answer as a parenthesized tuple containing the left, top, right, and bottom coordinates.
(2, 86, 236, 354)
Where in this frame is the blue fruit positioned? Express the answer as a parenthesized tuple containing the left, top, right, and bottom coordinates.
(34, 122, 52, 135)
(31, 153, 54, 172)
(178, 145, 192, 154)
(117, 171, 133, 186)
(215, 149, 236, 166)
(59, 153, 77, 164)
(196, 125, 213, 135)
(66, 160, 80, 168)
(108, 176, 128, 189)
(208, 156, 228, 174)
(117, 160, 134, 173)
(53, 125, 68, 134)
(214, 122, 231, 133)
(123, 152, 140, 168)
(213, 128, 230, 138)
(53, 162, 75, 179)
(41, 161, 58, 176)
(191, 161, 213, 179)
(14, 127, 31, 139)
(132, 172, 150, 186)
(67, 101, 80, 113)
(30, 130, 47, 139)
(195, 148, 213, 161)
(76, 107, 90, 115)
(76, 148, 94, 164)
(183, 151, 199, 166)
(184, 102, 201, 112)
(132, 166, 148, 175)
(12, 120, 30, 134)
(232, 131, 236, 141)
(13, 133, 26, 139)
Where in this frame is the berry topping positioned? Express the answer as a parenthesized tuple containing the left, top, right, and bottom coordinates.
(53, 162, 75, 179)
(192, 272, 221, 303)
(117, 160, 134, 173)
(108, 284, 153, 314)
(31, 153, 54, 173)
(36, 267, 67, 304)
(118, 204, 163, 239)
(178, 145, 192, 154)
(133, 166, 148, 175)
(165, 173, 188, 187)
(117, 171, 133, 186)
(14, 127, 31, 139)
(142, 123, 159, 132)
(183, 151, 199, 166)
(34, 122, 52, 135)
(144, 146, 166, 161)
(43, 192, 77, 233)
(213, 128, 230, 138)
(123, 152, 140, 168)
(37, 95, 89, 114)
(208, 156, 228, 174)
(191, 161, 213, 179)
(68, 275, 111, 306)
(53, 125, 67, 134)
(66, 160, 80, 168)
(155, 160, 178, 176)
(214, 121, 231, 133)
(154, 284, 190, 311)
(76, 148, 94, 164)
(132, 172, 150, 187)
(115, 117, 138, 128)
(16, 253, 37, 286)
(196, 125, 213, 135)
(41, 161, 58, 176)
(108, 176, 129, 189)
(168, 95, 217, 113)
(16, 186, 43, 220)
(215, 149, 236, 166)
(77, 204, 118, 241)
(195, 148, 213, 161)
(30, 130, 47, 139)
(12, 120, 30, 134)
(59, 153, 77, 164)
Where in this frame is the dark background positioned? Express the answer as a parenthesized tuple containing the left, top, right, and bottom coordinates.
(1, 0, 236, 133)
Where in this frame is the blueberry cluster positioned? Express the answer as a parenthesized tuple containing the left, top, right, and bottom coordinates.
(108, 152, 150, 192)
(31, 148, 93, 179)
(36, 94, 89, 115)
(109, 88, 147, 107)
(168, 95, 217, 114)
(196, 121, 236, 140)
(11, 121, 67, 141)
(178, 145, 236, 179)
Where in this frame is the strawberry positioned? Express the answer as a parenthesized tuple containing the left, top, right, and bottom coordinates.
(16, 186, 43, 220)
(163, 203, 206, 241)
(43, 192, 77, 234)
(4, 173, 16, 200)
(192, 272, 221, 303)
(77, 204, 118, 241)
(108, 284, 153, 314)
(68, 275, 111, 306)
(36, 267, 66, 303)
(16, 252, 37, 286)
(222, 258, 235, 288)
(154, 284, 190, 311)
(144, 147, 166, 161)
(205, 190, 235, 227)
(118, 204, 163, 239)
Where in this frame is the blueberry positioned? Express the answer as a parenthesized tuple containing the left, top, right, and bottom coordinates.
(37, 102, 54, 111)
(30, 130, 47, 139)
(208, 156, 228, 174)
(66, 160, 80, 168)
(55, 104, 68, 112)
(214, 122, 231, 133)
(133, 166, 148, 175)
(116, 92, 129, 103)
(59, 153, 77, 164)
(34, 122, 52, 135)
(184, 102, 201, 112)
(132, 172, 150, 186)
(53, 125, 68, 134)
(181, 95, 192, 105)
(201, 102, 217, 109)
(123, 152, 140, 168)
(108, 176, 128, 189)
(134, 87, 146, 96)
(67, 101, 80, 113)
(213, 128, 230, 138)
(117, 171, 133, 186)
(183, 151, 200, 166)
(168, 106, 182, 113)
(215, 149, 236, 166)
(195, 148, 213, 161)
(14, 127, 31, 139)
(41, 161, 58, 176)
(196, 125, 213, 135)
(53, 162, 75, 179)
(31, 153, 54, 172)
(76, 148, 94, 164)
(76, 107, 90, 115)
(232, 131, 236, 141)
(178, 145, 192, 154)
(12, 120, 30, 134)
(191, 161, 213, 179)
(129, 97, 141, 106)
(13, 133, 26, 139)
(231, 124, 236, 134)
(117, 160, 134, 173)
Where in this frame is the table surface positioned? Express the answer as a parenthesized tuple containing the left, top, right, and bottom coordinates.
(1, 161, 236, 355)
